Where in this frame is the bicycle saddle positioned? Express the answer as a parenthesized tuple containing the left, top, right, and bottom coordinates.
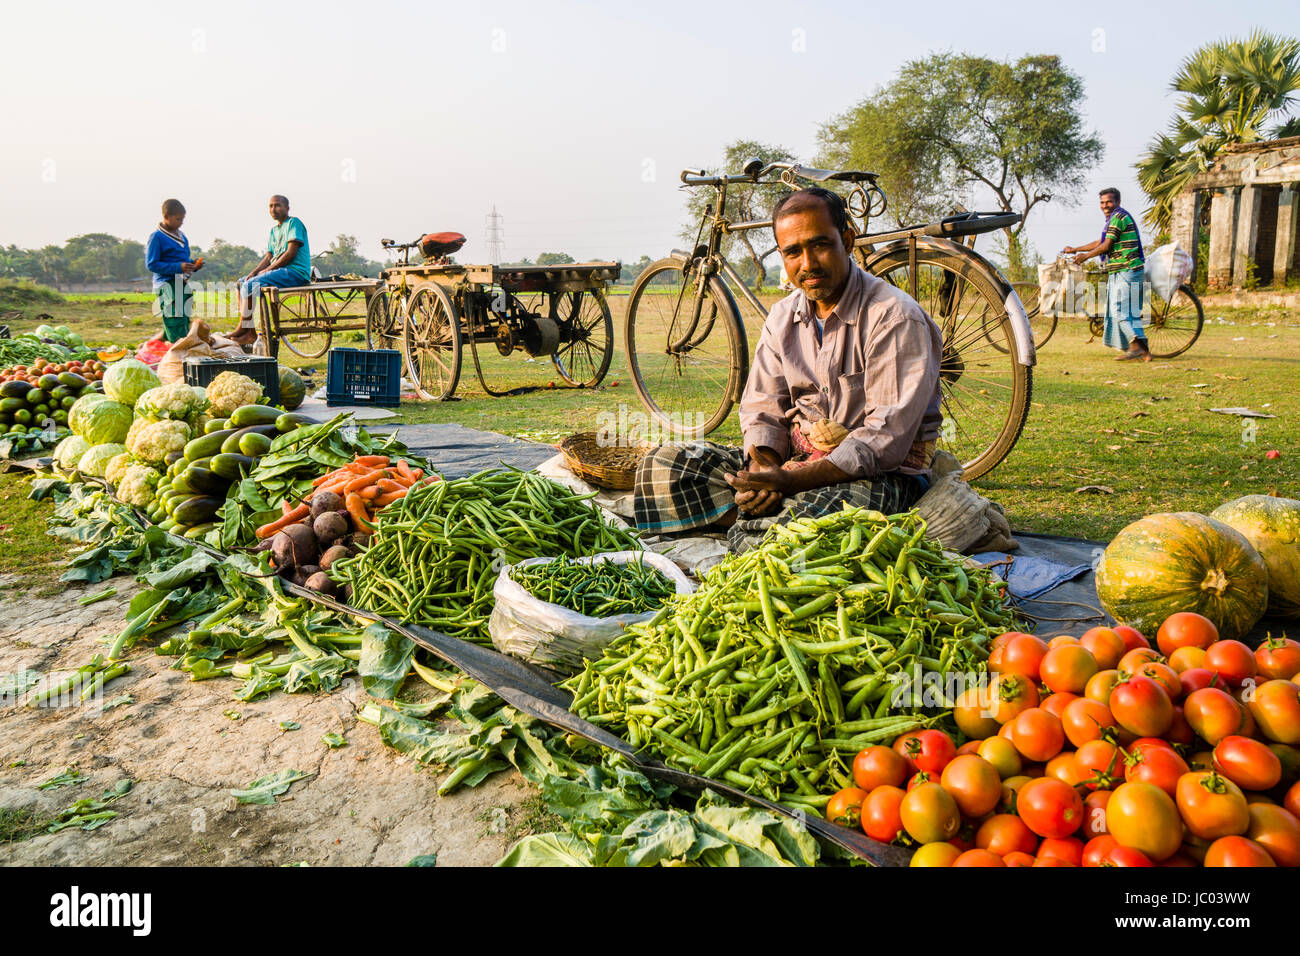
(792, 165, 878, 184)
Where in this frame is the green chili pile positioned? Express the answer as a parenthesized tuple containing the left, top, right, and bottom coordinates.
(510, 556, 675, 618)
(562, 505, 1020, 809)
(328, 469, 641, 644)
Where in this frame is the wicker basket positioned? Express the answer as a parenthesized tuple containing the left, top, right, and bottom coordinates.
(558, 432, 650, 491)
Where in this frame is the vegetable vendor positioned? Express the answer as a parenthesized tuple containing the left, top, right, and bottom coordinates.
(146, 199, 203, 343)
(633, 187, 942, 553)
(228, 195, 311, 348)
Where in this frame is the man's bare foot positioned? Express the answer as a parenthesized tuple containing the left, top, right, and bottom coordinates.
(228, 327, 257, 346)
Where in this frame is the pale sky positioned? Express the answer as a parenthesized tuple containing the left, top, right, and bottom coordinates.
(2, 0, 1296, 267)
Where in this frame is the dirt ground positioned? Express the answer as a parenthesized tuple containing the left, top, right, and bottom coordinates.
(0, 574, 535, 867)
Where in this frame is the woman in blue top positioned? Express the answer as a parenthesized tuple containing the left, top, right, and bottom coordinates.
(146, 199, 203, 342)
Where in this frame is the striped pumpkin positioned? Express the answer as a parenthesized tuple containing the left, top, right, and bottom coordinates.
(1095, 512, 1268, 641)
(1210, 495, 1300, 619)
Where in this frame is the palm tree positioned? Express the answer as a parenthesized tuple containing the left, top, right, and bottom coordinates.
(1137, 31, 1300, 235)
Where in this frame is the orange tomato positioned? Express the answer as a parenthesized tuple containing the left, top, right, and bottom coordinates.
(899, 782, 961, 844)
(987, 672, 1039, 725)
(1084, 669, 1122, 705)
(1109, 675, 1174, 737)
(1137, 661, 1182, 702)
(977, 736, 1022, 779)
(1079, 627, 1126, 671)
(1205, 640, 1258, 687)
(909, 841, 961, 867)
(1075, 739, 1123, 790)
(953, 686, 1000, 741)
(1032, 856, 1075, 866)
(1213, 735, 1283, 791)
(1176, 771, 1250, 840)
(999, 775, 1032, 814)
(1156, 611, 1219, 657)
(1248, 679, 1300, 745)
(1168, 645, 1208, 674)
(1107, 781, 1184, 861)
(1036, 836, 1084, 866)
(999, 634, 1050, 681)
(1040, 644, 1099, 695)
(939, 755, 1002, 818)
(956, 740, 982, 756)
(1045, 752, 1085, 787)
(1245, 803, 1300, 867)
(1179, 667, 1221, 698)
(1166, 705, 1196, 745)
(826, 786, 870, 828)
(1106, 845, 1155, 866)
(975, 813, 1039, 857)
(952, 848, 1005, 867)
(1119, 646, 1164, 673)
(860, 785, 906, 843)
(1287, 781, 1300, 820)
(1008, 708, 1066, 763)
(852, 745, 907, 791)
(1062, 697, 1118, 748)
(1203, 835, 1276, 867)
(1124, 743, 1189, 798)
(1002, 850, 1036, 867)
(1257, 636, 1300, 682)
(1183, 686, 1247, 745)
(1039, 691, 1078, 720)
(1047, 634, 1080, 648)
(1082, 834, 1120, 867)
(1082, 790, 1112, 838)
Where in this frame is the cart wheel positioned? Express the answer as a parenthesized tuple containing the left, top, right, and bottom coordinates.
(466, 295, 520, 397)
(402, 285, 462, 400)
(552, 290, 614, 386)
(365, 290, 402, 351)
(276, 291, 332, 359)
(1144, 284, 1204, 358)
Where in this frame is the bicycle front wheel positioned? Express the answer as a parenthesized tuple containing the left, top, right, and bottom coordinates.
(863, 245, 1032, 481)
(1144, 284, 1204, 358)
(624, 258, 747, 439)
(1010, 281, 1058, 350)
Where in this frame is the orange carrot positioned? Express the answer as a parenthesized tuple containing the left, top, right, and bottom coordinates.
(409, 468, 424, 481)
(354, 455, 390, 468)
(394, 459, 415, 482)
(344, 470, 385, 494)
(281, 499, 294, 516)
(345, 492, 374, 530)
(359, 485, 382, 501)
(256, 503, 311, 539)
(373, 489, 408, 507)
(376, 478, 405, 493)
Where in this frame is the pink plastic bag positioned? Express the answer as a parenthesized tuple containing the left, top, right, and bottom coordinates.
(135, 336, 171, 369)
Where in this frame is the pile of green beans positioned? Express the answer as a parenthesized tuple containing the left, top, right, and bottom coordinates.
(562, 505, 1020, 808)
(510, 556, 675, 618)
(328, 469, 642, 644)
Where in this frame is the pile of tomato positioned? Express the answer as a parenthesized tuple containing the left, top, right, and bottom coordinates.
(827, 613, 1300, 867)
(1, 357, 106, 384)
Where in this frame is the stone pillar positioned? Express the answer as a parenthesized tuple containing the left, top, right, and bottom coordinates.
(1233, 185, 1262, 289)
(1207, 188, 1237, 292)
(1171, 191, 1198, 251)
(1275, 186, 1298, 286)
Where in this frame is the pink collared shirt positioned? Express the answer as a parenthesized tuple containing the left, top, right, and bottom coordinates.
(738, 264, 943, 478)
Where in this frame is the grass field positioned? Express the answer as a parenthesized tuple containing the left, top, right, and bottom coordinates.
(3, 290, 1298, 541)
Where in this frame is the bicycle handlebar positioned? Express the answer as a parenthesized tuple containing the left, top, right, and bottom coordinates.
(680, 160, 877, 187)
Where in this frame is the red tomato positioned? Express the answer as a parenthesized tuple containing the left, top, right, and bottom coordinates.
(952, 848, 1005, 867)
(1287, 781, 1300, 819)
(939, 755, 1002, 818)
(1016, 777, 1085, 839)
(1105, 845, 1154, 866)
(1062, 697, 1118, 748)
(1008, 708, 1066, 763)
(1106, 781, 1183, 861)
(852, 745, 907, 791)
(1203, 835, 1276, 867)
(955, 740, 982, 756)
(1037, 836, 1084, 866)
(1079, 627, 1126, 671)
(1213, 735, 1283, 791)
(1082, 834, 1120, 867)
(1045, 752, 1085, 787)
(826, 786, 870, 828)
(892, 731, 923, 775)
(899, 782, 961, 844)
(1040, 691, 1078, 720)
(1137, 661, 1182, 702)
(1119, 646, 1164, 673)
(1248, 679, 1300, 745)
(1176, 771, 1250, 840)
(906, 729, 957, 774)
(975, 814, 1039, 857)
(1168, 645, 1209, 674)
(1040, 644, 1100, 695)
(1156, 611, 1219, 657)
(1082, 790, 1112, 838)
(1032, 856, 1075, 866)
(907, 770, 934, 791)
(1124, 743, 1189, 798)
(1166, 705, 1195, 745)
(1075, 739, 1123, 790)
(1246, 803, 1300, 867)
(1179, 667, 1222, 698)
(1204, 640, 1258, 687)
(1257, 636, 1300, 682)
(1109, 675, 1174, 737)
(1000, 634, 1050, 681)
(1002, 850, 1036, 867)
(1185, 686, 1248, 745)
(860, 785, 906, 843)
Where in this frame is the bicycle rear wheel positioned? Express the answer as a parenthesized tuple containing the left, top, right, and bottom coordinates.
(365, 289, 402, 351)
(624, 258, 747, 439)
(862, 245, 1032, 481)
(1009, 281, 1058, 350)
(1144, 284, 1204, 358)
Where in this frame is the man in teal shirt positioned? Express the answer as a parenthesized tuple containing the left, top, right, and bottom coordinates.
(229, 195, 311, 346)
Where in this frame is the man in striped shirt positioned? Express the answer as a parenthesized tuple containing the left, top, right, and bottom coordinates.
(1064, 187, 1149, 361)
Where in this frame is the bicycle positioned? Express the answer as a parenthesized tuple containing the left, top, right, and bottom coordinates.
(1021, 258, 1204, 358)
(623, 159, 1038, 481)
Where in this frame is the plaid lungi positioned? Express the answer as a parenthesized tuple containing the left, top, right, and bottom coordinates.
(633, 441, 927, 553)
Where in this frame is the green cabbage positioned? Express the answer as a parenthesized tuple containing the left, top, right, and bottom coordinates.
(79, 399, 134, 446)
(68, 393, 108, 436)
(54, 434, 91, 472)
(102, 358, 160, 406)
(78, 442, 129, 478)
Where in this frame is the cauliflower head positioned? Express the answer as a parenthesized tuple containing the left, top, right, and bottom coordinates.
(135, 382, 209, 423)
(118, 463, 162, 508)
(206, 372, 263, 416)
(126, 418, 191, 465)
(104, 451, 138, 487)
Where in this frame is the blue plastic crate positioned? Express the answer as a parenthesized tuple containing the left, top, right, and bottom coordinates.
(326, 348, 401, 407)
(184, 355, 280, 406)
